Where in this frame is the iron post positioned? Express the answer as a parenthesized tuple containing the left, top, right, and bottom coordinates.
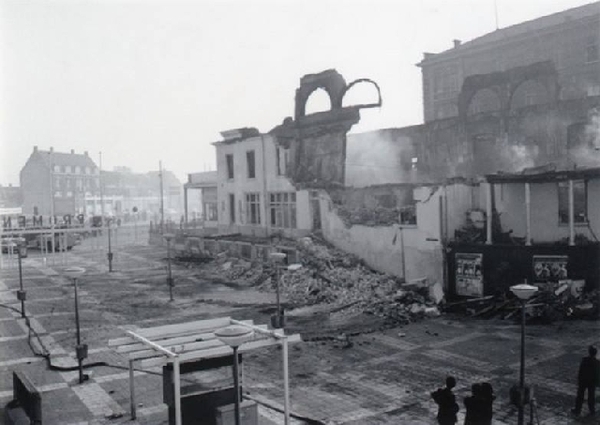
(17, 244, 26, 318)
(107, 220, 113, 272)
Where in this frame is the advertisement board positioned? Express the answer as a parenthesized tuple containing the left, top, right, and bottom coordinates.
(455, 253, 483, 297)
(532, 255, 568, 283)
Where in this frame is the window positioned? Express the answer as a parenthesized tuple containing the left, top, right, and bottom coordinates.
(65, 166, 72, 173)
(586, 37, 599, 63)
(75, 166, 81, 174)
(276, 147, 289, 176)
(54, 165, 60, 173)
(229, 193, 235, 223)
(433, 64, 459, 101)
(226, 154, 234, 179)
(269, 192, 296, 229)
(203, 202, 218, 221)
(399, 206, 417, 226)
(245, 193, 261, 224)
(85, 166, 91, 174)
(246, 151, 256, 179)
(558, 180, 587, 224)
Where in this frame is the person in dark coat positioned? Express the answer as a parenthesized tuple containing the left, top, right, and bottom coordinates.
(432, 376, 459, 425)
(572, 345, 600, 416)
(463, 383, 485, 425)
(480, 382, 495, 425)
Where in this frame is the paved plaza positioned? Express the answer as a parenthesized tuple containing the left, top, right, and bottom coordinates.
(0, 241, 599, 424)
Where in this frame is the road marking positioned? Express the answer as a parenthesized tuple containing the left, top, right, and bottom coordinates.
(0, 357, 43, 367)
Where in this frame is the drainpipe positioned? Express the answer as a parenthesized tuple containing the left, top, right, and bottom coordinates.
(568, 179, 575, 246)
(260, 135, 269, 237)
(525, 183, 531, 246)
(486, 182, 493, 245)
(183, 185, 188, 227)
(400, 226, 406, 280)
(440, 186, 448, 290)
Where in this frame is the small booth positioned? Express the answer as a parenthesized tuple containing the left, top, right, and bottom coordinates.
(108, 317, 302, 425)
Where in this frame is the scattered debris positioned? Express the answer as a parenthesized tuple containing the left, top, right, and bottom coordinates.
(444, 280, 598, 322)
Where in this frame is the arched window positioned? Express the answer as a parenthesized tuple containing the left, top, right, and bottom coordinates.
(510, 80, 548, 110)
(467, 88, 501, 116)
(304, 88, 332, 115)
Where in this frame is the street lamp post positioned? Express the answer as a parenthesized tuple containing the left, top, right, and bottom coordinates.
(163, 233, 175, 301)
(269, 252, 287, 328)
(64, 266, 87, 384)
(510, 282, 538, 425)
(15, 238, 27, 318)
(215, 325, 254, 425)
(107, 219, 113, 272)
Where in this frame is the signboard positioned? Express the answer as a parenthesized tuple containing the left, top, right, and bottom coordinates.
(455, 253, 483, 297)
(533, 255, 568, 283)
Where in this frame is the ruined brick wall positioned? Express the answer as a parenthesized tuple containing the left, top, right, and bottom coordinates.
(271, 69, 380, 190)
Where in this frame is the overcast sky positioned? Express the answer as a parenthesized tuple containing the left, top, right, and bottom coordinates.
(0, 0, 595, 185)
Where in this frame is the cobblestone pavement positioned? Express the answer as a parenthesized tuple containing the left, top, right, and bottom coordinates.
(0, 239, 599, 424)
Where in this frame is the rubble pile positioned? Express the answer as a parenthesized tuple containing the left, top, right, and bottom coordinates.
(256, 236, 443, 323)
(445, 280, 598, 322)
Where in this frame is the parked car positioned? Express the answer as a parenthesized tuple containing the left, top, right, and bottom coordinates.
(1, 237, 28, 257)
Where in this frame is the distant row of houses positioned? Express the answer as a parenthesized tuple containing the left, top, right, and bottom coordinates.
(2, 146, 183, 221)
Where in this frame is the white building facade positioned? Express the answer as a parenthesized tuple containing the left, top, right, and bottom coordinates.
(213, 128, 314, 238)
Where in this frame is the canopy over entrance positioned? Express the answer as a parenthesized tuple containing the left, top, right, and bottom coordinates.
(108, 316, 302, 425)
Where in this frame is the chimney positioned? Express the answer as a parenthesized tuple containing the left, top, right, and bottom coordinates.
(84, 151, 89, 156)
(453, 39, 462, 48)
(49, 147, 54, 153)
(71, 149, 75, 154)
(33, 146, 38, 152)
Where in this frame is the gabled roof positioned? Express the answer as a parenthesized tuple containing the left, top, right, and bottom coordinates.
(35, 149, 97, 168)
(419, 1, 600, 66)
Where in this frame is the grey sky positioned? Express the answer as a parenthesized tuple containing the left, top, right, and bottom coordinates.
(0, 0, 594, 185)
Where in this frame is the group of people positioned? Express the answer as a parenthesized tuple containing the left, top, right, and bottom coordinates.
(431, 345, 600, 424)
(431, 376, 494, 425)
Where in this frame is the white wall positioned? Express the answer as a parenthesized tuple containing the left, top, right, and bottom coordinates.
(215, 134, 312, 237)
(320, 188, 444, 284)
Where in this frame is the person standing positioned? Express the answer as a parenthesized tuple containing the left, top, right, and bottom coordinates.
(432, 376, 460, 425)
(463, 383, 484, 425)
(572, 345, 600, 417)
(480, 382, 495, 425)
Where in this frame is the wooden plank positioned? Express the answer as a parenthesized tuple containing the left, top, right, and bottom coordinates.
(139, 334, 303, 369)
(128, 339, 224, 360)
(117, 332, 217, 354)
(112, 320, 257, 351)
(136, 317, 232, 339)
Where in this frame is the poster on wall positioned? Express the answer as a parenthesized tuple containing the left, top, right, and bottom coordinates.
(455, 253, 483, 297)
(532, 255, 568, 283)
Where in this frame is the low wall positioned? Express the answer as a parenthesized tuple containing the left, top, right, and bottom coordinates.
(321, 201, 443, 284)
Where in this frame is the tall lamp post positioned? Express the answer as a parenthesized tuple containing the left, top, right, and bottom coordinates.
(269, 252, 287, 328)
(107, 219, 113, 272)
(163, 233, 175, 301)
(15, 238, 27, 318)
(215, 325, 254, 425)
(510, 283, 538, 425)
(64, 266, 88, 384)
